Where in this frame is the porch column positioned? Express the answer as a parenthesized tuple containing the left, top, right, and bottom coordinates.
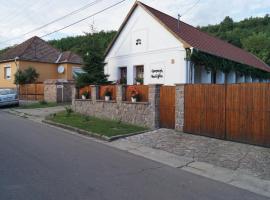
(148, 84, 162, 129)
(236, 74, 245, 83)
(226, 71, 236, 84)
(216, 70, 225, 84)
(245, 75, 252, 83)
(175, 84, 185, 132)
(201, 66, 212, 83)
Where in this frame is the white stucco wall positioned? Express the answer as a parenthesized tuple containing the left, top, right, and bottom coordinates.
(104, 5, 187, 85)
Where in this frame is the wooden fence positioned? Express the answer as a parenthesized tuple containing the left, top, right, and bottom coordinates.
(184, 83, 270, 147)
(125, 85, 149, 102)
(19, 83, 44, 101)
(99, 85, 117, 101)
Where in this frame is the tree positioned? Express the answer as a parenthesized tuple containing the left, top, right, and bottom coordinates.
(219, 16, 234, 32)
(242, 32, 270, 65)
(14, 67, 39, 85)
(75, 33, 109, 87)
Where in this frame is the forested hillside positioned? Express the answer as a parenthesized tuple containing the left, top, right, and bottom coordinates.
(199, 15, 270, 65)
(49, 30, 116, 56)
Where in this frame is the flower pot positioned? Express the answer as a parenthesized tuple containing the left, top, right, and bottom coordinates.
(82, 95, 86, 100)
(105, 96, 110, 101)
(131, 97, 137, 103)
(136, 82, 141, 85)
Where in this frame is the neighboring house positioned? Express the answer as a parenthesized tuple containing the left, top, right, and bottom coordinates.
(0, 36, 83, 88)
(104, 1, 270, 85)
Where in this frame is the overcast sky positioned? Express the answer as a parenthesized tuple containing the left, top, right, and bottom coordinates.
(0, 0, 269, 49)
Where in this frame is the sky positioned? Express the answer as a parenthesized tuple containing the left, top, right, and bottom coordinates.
(0, 0, 269, 49)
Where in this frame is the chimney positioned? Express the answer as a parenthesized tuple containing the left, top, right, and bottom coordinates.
(178, 14, 181, 31)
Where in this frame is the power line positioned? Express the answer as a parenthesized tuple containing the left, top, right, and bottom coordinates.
(181, 0, 201, 17)
(0, 0, 102, 45)
(41, 0, 127, 38)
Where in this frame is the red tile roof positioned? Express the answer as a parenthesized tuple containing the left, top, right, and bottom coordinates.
(0, 36, 83, 65)
(106, 2, 270, 72)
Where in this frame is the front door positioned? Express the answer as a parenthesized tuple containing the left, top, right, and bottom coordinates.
(119, 67, 127, 84)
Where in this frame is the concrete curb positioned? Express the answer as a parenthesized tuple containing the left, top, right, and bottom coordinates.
(42, 120, 149, 142)
(109, 140, 270, 198)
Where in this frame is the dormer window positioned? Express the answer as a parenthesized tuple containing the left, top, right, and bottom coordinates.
(136, 39, 142, 45)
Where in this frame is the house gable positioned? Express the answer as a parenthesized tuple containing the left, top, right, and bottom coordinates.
(105, 4, 186, 59)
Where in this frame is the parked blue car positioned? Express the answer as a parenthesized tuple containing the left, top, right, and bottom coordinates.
(0, 89, 19, 107)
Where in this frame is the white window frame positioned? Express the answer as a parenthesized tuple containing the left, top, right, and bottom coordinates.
(4, 65, 11, 80)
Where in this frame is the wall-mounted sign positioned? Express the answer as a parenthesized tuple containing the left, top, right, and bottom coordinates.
(151, 69, 164, 79)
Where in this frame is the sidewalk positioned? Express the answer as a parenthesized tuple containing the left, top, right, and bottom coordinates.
(6, 106, 66, 122)
(110, 129, 270, 198)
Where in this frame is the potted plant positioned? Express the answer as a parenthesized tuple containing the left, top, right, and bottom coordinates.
(82, 91, 89, 100)
(131, 89, 140, 103)
(135, 77, 144, 85)
(104, 88, 112, 101)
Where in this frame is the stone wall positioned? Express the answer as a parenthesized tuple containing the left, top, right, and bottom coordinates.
(73, 85, 161, 129)
(73, 84, 186, 130)
(73, 100, 152, 128)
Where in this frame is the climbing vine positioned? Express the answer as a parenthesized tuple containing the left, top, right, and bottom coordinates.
(190, 49, 270, 79)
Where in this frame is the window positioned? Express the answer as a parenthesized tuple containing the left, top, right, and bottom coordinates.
(136, 39, 142, 45)
(135, 65, 144, 84)
(4, 66, 11, 80)
(119, 67, 127, 84)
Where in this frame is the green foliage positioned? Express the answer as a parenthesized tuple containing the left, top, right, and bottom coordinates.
(191, 50, 270, 79)
(75, 34, 109, 87)
(65, 106, 73, 117)
(199, 15, 270, 65)
(14, 67, 39, 85)
(39, 100, 48, 105)
(242, 32, 270, 65)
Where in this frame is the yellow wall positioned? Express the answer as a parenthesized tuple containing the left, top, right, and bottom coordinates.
(19, 61, 58, 82)
(0, 62, 17, 88)
(0, 60, 82, 88)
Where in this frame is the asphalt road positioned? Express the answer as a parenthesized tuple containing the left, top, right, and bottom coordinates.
(0, 111, 268, 200)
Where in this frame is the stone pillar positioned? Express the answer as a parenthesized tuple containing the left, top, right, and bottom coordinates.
(91, 85, 98, 102)
(175, 84, 185, 132)
(44, 79, 57, 103)
(148, 84, 162, 129)
(116, 85, 124, 103)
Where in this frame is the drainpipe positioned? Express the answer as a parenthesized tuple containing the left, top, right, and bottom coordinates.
(14, 56, 19, 96)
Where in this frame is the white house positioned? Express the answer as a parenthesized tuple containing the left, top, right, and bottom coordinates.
(104, 2, 270, 85)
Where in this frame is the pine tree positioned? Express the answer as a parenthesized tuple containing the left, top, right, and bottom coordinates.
(75, 34, 109, 88)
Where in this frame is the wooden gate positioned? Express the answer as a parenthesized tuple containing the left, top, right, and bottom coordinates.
(184, 84, 226, 139)
(160, 86, 175, 129)
(184, 83, 270, 147)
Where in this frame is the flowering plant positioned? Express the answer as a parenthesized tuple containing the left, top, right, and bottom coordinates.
(104, 87, 112, 97)
(130, 87, 140, 100)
